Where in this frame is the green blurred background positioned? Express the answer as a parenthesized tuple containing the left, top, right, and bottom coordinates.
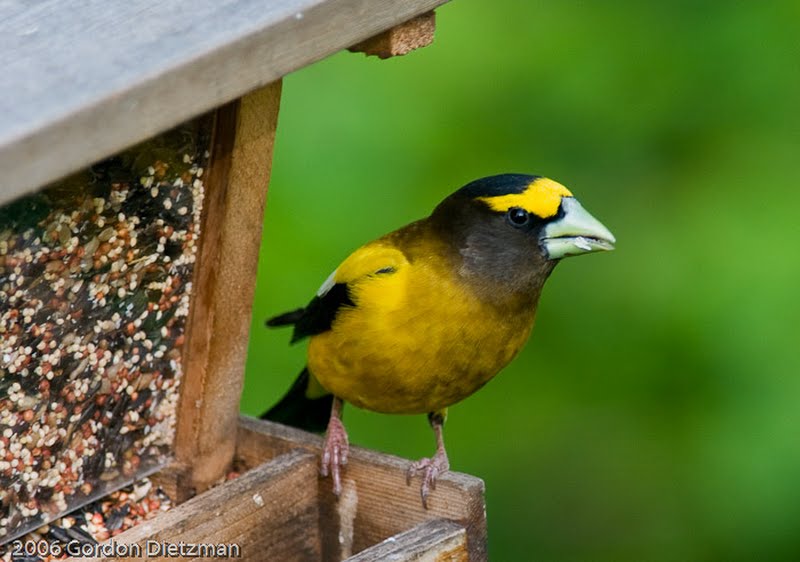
(241, 1, 800, 560)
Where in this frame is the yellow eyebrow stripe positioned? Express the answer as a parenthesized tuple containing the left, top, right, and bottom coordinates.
(478, 177, 573, 218)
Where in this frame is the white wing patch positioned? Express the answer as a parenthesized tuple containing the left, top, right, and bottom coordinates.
(316, 269, 338, 297)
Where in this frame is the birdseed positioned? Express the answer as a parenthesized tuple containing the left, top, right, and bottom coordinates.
(0, 476, 172, 561)
(0, 120, 211, 542)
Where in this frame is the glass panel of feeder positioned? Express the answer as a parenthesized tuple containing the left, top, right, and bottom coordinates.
(0, 116, 211, 542)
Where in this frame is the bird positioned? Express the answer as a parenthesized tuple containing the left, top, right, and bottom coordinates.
(261, 174, 615, 506)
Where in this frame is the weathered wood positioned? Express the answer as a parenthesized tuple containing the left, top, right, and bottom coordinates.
(147, 464, 191, 507)
(174, 83, 282, 496)
(345, 519, 468, 562)
(82, 450, 321, 562)
(237, 416, 488, 562)
(0, 0, 450, 205)
(350, 11, 436, 59)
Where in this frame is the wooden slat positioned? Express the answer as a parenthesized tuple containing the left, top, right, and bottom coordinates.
(345, 519, 468, 562)
(0, 0, 449, 205)
(237, 416, 488, 562)
(82, 450, 321, 562)
(174, 82, 282, 496)
(350, 11, 436, 59)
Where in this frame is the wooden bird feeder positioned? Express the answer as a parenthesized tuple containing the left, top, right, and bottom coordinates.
(0, 1, 488, 560)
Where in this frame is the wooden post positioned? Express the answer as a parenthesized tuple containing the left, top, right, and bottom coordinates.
(174, 82, 282, 496)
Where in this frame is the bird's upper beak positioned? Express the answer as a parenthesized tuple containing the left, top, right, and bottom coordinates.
(541, 197, 616, 259)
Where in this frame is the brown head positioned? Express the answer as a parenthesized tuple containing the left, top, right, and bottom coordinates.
(429, 174, 616, 304)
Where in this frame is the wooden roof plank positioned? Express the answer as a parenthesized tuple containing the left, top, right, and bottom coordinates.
(0, 0, 448, 205)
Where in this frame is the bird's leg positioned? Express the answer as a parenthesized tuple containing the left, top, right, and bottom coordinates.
(407, 410, 450, 508)
(320, 397, 349, 495)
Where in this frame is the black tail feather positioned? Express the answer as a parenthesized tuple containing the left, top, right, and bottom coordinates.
(261, 367, 332, 433)
(265, 308, 306, 327)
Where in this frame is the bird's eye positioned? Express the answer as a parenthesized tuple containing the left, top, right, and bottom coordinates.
(507, 207, 530, 227)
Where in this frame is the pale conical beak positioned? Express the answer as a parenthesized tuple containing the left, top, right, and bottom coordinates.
(541, 197, 616, 259)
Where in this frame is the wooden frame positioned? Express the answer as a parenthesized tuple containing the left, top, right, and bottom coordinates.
(91, 417, 485, 561)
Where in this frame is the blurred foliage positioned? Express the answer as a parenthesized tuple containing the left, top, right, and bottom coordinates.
(241, 1, 800, 559)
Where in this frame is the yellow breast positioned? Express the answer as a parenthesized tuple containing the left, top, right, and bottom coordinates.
(307, 249, 536, 414)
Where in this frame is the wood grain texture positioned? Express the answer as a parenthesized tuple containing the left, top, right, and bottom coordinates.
(0, 0, 450, 206)
(174, 83, 282, 496)
(345, 519, 468, 562)
(350, 11, 436, 59)
(81, 450, 321, 562)
(237, 416, 488, 562)
(148, 463, 192, 506)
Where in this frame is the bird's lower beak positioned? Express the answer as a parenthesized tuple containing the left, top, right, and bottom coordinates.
(541, 197, 616, 259)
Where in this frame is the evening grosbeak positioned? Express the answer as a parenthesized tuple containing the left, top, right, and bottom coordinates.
(262, 174, 615, 506)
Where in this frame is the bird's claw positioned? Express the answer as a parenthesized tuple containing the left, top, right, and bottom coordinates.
(321, 415, 349, 495)
(406, 450, 449, 508)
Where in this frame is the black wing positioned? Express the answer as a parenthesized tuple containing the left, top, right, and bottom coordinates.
(266, 282, 354, 343)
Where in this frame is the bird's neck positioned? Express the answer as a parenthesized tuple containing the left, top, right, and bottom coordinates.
(456, 237, 557, 310)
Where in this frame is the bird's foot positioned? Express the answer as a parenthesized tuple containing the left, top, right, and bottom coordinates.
(320, 413, 349, 495)
(406, 447, 450, 509)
